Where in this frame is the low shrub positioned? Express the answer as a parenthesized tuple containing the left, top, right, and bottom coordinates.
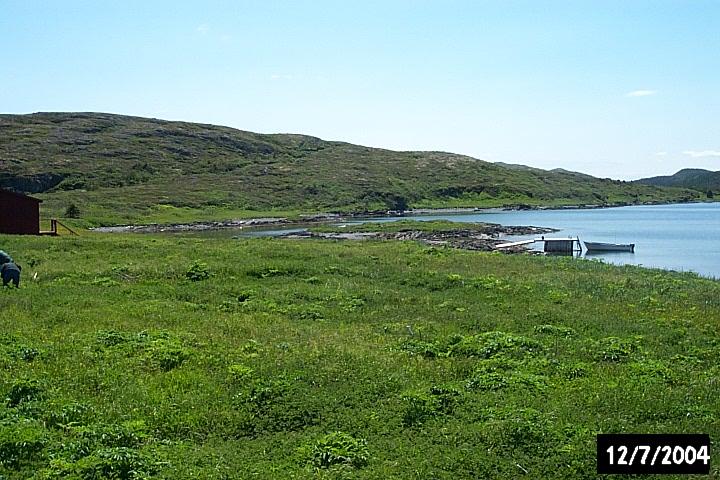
(400, 385, 462, 426)
(236, 378, 320, 434)
(186, 261, 212, 281)
(5, 378, 44, 407)
(593, 336, 642, 362)
(534, 324, 577, 338)
(299, 431, 369, 470)
(0, 422, 45, 468)
(448, 331, 543, 359)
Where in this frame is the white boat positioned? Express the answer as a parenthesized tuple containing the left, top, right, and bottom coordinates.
(583, 241, 635, 252)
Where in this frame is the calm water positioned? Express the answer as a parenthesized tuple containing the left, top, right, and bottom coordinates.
(366, 203, 720, 279)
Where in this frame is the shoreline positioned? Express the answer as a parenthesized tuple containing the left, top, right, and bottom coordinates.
(278, 224, 559, 254)
(88, 199, 698, 234)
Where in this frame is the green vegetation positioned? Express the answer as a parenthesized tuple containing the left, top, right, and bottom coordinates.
(636, 168, 720, 194)
(1, 232, 718, 478)
(0, 112, 705, 226)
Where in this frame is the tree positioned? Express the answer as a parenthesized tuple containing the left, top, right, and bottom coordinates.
(382, 194, 408, 212)
(64, 203, 80, 218)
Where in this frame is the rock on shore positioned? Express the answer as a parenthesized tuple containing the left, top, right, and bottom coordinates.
(279, 225, 558, 253)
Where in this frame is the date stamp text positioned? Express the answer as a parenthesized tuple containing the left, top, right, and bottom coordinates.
(597, 434, 710, 474)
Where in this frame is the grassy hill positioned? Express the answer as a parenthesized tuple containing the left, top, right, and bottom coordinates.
(0, 112, 703, 226)
(636, 168, 720, 194)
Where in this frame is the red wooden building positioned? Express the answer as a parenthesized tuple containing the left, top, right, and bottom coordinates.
(0, 188, 43, 235)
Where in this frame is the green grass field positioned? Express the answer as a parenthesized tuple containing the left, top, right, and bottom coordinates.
(1, 231, 718, 479)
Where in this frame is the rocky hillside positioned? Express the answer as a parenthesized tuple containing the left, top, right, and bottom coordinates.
(0, 112, 702, 223)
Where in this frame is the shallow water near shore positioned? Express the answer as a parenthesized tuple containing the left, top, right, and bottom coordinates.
(373, 202, 720, 279)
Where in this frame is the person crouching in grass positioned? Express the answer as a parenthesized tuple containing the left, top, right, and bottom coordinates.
(1, 261, 21, 288)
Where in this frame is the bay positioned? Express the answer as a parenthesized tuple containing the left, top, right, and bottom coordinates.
(359, 202, 719, 279)
(188, 202, 720, 279)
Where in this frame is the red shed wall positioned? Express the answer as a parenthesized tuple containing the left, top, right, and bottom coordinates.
(0, 190, 41, 235)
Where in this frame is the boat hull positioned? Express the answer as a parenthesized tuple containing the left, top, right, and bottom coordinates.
(583, 241, 635, 252)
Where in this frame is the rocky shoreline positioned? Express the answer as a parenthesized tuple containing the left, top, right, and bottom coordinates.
(86, 204, 602, 234)
(89, 200, 678, 234)
(278, 225, 558, 254)
(89, 215, 558, 254)
(89, 217, 296, 233)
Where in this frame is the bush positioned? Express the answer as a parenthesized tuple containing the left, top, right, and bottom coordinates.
(94, 329, 193, 371)
(299, 431, 369, 470)
(400, 339, 442, 358)
(0, 423, 45, 468)
(186, 261, 211, 281)
(228, 364, 254, 382)
(5, 378, 44, 407)
(534, 324, 577, 338)
(401, 385, 461, 426)
(43, 402, 93, 429)
(43, 446, 160, 479)
(593, 336, 642, 362)
(149, 339, 191, 371)
(236, 379, 320, 434)
(6, 345, 41, 362)
(448, 331, 543, 359)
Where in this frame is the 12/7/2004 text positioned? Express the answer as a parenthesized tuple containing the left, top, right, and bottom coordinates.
(597, 434, 710, 474)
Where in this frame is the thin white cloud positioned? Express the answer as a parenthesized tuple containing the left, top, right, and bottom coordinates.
(654, 152, 668, 156)
(683, 150, 720, 158)
(625, 90, 657, 97)
(197, 24, 209, 34)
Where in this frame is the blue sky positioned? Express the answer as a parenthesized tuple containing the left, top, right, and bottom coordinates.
(2, 1, 719, 180)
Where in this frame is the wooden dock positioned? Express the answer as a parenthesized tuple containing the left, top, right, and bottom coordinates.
(496, 237, 580, 253)
(495, 239, 538, 248)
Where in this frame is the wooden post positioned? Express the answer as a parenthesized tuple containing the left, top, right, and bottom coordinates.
(54, 219, 79, 236)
